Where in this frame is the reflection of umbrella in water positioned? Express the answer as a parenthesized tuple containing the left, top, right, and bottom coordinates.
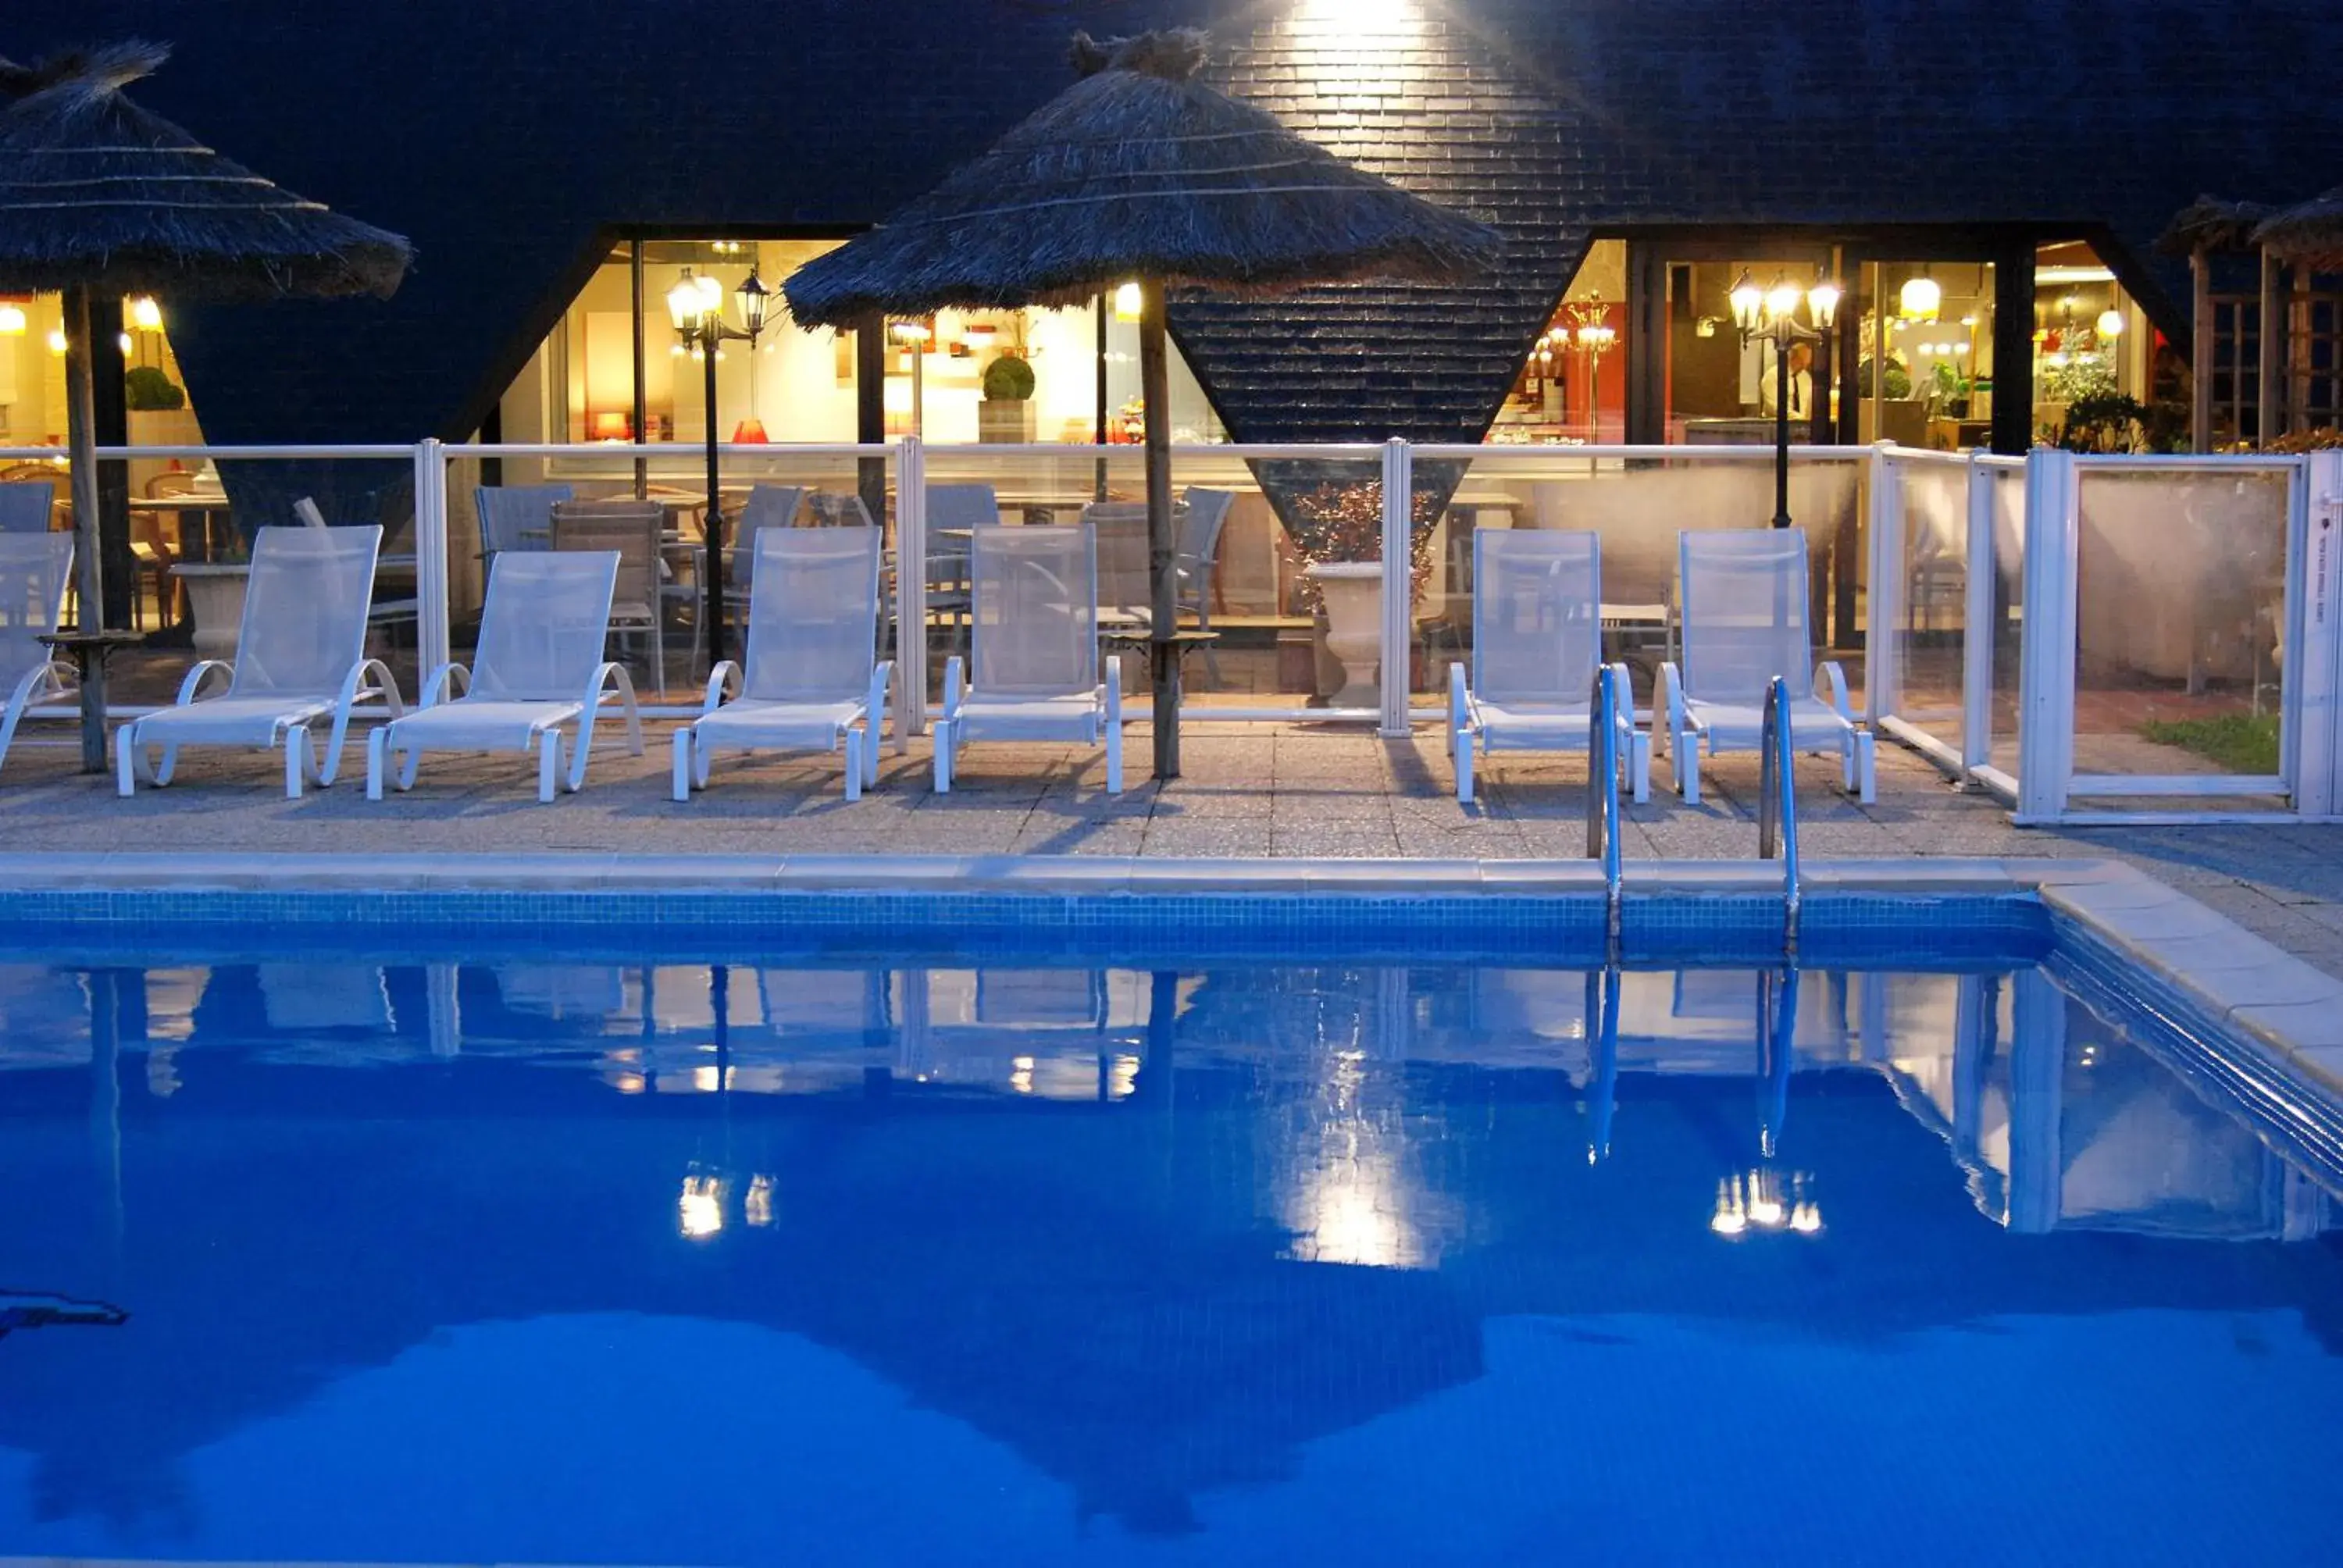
(784, 29, 1499, 780)
(1, 1289, 127, 1338)
(0, 42, 411, 768)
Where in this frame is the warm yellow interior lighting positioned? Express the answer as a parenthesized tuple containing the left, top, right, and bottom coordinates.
(2096, 308, 2124, 339)
(0, 301, 25, 336)
(1899, 271, 1942, 323)
(45, 327, 66, 356)
(128, 295, 162, 331)
(1113, 280, 1143, 323)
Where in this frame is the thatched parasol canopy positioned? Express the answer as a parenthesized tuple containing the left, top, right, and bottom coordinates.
(2156, 194, 2275, 257)
(784, 30, 1500, 780)
(0, 41, 412, 298)
(0, 40, 412, 772)
(2252, 185, 2343, 273)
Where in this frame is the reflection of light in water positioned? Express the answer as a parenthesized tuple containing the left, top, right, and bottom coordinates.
(1710, 1172, 1821, 1239)
(744, 1174, 774, 1228)
(1010, 1054, 1035, 1096)
(1288, 1150, 1423, 1268)
(608, 1071, 647, 1094)
(1107, 1053, 1139, 1099)
(679, 1174, 724, 1239)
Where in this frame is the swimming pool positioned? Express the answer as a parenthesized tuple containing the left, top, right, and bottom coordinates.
(2, 882, 2341, 1565)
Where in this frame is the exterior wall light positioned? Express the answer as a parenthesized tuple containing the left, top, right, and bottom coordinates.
(1113, 280, 1143, 323)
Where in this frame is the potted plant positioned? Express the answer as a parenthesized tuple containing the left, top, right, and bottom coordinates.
(978, 353, 1036, 443)
(172, 533, 248, 657)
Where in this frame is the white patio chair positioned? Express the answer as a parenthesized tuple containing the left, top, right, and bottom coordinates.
(366, 549, 643, 803)
(551, 497, 668, 696)
(934, 523, 1123, 794)
(925, 483, 996, 660)
(116, 526, 401, 799)
(0, 480, 56, 534)
(1175, 486, 1236, 685)
(673, 524, 891, 800)
(1450, 529, 1646, 805)
(0, 533, 75, 777)
(474, 483, 572, 561)
(1657, 528, 1874, 805)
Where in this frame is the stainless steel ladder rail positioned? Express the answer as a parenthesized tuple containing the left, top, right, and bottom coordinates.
(1586, 663, 1626, 965)
(1756, 674, 1802, 960)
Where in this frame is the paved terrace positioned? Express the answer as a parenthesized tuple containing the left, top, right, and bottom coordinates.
(5, 719, 2343, 975)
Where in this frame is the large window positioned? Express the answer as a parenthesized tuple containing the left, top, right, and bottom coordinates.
(500, 240, 1223, 449)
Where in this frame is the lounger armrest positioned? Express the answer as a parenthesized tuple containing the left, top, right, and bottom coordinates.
(336, 657, 407, 721)
(1448, 660, 1470, 732)
(173, 659, 235, 707)
(865, 659, 893, 727)
(1605, 661, 1637, 735)
(701, 660, 741, 717)
(586, 661, 639, 716)
(1657, 661, 1685, 736)
(1104, 655, 1123, 728)
(418, 661, 471, 709)
(1817, 660, 1854, 722)
(942, 656, 966, 720)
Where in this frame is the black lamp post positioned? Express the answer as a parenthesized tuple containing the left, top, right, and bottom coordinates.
(665, 262, 772, 667)
(1729, 268, 1841, 529)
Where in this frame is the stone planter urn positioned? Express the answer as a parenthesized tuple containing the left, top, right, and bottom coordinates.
(976, 398, 1035, 443)
(172, 561, 250, 658)
(1306, 561, 1382, 709)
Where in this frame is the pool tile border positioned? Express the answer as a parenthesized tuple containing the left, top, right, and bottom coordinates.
(0, 851, 2333, 1107)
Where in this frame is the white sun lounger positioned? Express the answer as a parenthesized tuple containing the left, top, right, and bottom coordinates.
(116, 525, 400, 798)
(366, 549, 641, 802)
(0, 533, 76, 778)
(673, 523, 891, 800)
(1657, 527, 1874, 805)
(1450, 527, 1647, 805)
(933, 523, 1122, 794)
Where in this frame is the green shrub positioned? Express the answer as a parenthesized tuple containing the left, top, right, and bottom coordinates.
(982, 354, 1034, 401)
(124, 365, 186, 411)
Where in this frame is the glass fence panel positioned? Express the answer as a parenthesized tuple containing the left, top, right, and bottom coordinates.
(448, 446, 897, 705)
(1892, 459, 1969, 751)
(7, 447, 426, 722)
(1985, 465, 2026, 779)
(1424, 449, 1868, 710)
(2073, 466, 2291, 786)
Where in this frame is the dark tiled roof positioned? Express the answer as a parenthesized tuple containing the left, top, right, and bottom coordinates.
(12, 0, 2341, 445)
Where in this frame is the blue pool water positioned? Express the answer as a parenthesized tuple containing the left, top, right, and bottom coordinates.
(2, 928, 2341, 1564)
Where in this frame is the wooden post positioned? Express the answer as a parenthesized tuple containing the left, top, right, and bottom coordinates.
(2259, 248, 2284, 447)
(1989, 243, 2035, 456)
(2181, 251, 2212, 451)
(62, 286, 109, 772)
(1140, 278, 1177, 782)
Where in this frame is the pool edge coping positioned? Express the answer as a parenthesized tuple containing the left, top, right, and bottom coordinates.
(0, 850, 2333, 1103)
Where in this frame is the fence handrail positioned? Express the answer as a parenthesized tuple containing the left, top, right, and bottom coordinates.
(1412, 442, 1881, 462)
(0, 444, 418, 461)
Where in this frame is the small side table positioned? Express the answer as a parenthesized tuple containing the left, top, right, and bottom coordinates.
(1099, 628, 1221, 695)
(41, 630, 146, 774)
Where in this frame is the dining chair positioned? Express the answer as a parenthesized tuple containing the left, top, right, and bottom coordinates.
(552, 498, 669, 696)
(925, 483, 997, 662)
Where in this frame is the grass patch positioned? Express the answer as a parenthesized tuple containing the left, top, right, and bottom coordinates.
(2138, 712, 2281, 774)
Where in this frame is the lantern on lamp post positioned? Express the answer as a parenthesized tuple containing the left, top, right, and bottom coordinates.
(1728, 267, 1841, 529)
(666, 259, 771, 668)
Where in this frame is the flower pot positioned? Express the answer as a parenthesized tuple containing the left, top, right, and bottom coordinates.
(172, 562, 249, 659)
(1306, 561, 1382, 708)
(976, 400, 1035, 444)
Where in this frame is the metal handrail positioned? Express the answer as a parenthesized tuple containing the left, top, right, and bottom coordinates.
(1757, 674, 1802, 960)
(1586, 663, 1624, 964)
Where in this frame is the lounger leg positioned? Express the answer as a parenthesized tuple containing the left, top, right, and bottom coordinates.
(538, 732, 562, 804)
(1105, 719, 1123, 796)
(933, 718, 952, 793)
(366, 728, 387, 800)
(284, 724, 309, 800)
(114, 722, 138, 797)
(1630, 733, 1651, 805)
(672, 729, 693, 802)
(865, 720, 880, 789)
(566, 718, 597, 793)
(1856, 730, 1877, 805)
(1454, 725, 1473, 804)
(153, 744, 179, 789)
(1678, 729, 1701, 806)
(844, 729, 863, 802)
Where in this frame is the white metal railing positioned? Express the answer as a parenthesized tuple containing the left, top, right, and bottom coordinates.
(1586, 662, 1626, 965)
(20, 431, 2343, 827)
(1757, 675, 1803, 959)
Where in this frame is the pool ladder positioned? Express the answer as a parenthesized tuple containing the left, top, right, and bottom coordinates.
(1757, 675, 1803, 960)
(1591, 671, 1803, 964)
(1586, 665, 1627, 965)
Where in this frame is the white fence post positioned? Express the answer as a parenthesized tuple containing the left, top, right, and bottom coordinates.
(1864, 440, 1901, 724)
(2295, 449, 2343, 818)
(1960, 455, 1995, 775)
(897, 435, 926, 745)
(1379, 437, 1412, 737)
(412, 437, 451, 674)
(2016, 448, 2077, 823)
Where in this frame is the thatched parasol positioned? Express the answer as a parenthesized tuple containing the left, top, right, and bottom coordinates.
(2252, 184, 2343, 273)
(784, 29, 1501, 780)
(0, 41, 411, 769)
(2156, 194, 2274, 257)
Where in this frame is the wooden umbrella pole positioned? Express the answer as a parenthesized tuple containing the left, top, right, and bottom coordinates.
(1139, 278, 1178, 782)
(62, 285, 111, 772)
